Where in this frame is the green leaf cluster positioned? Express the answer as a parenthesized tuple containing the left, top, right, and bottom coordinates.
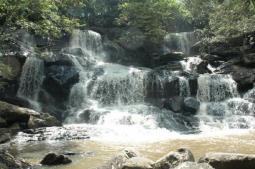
(0, 0, 87, 38)
(117, 0, 190, 45)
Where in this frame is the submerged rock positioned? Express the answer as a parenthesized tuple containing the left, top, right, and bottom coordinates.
(163, 96, 184, 113)
(183, 97, 200, 115)
(0, 151, 31, 169)
(96, 148, 139, 169)
(123, 157, 154, 169)
(175, 162, 214, 169)
(199, 153, 255, 169)
(153, 148, 195, 169)
(41, 153, 72, 166)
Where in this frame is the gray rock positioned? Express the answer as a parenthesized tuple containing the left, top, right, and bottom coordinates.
(198, 153, 255, 169)
(122, 157, 154, 169)
(175, 162, 214, 169)
(183, 97, 200, 114)
(0, 151, 31, 169)
(153, 148, 195, 169)
(163, 97, 184, 113)
(96, 148, 139, 169)
(41, 153, 72, 166)
(0, 117, 7, 128)
(0, 133, 10, 144)
(0, 101, 61, 129)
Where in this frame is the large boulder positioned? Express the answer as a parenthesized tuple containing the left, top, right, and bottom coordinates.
(96, 149, 139, 169)
(242, 53, 255, 67)
(163, 97, 184, 113)
(175, 162, 214, 169)
(41, 153, 72, 166)
(0, 151, 31, 169)
(146, 69, 180, 100)
(198, 153, 255, 169)
(219, 65, 255, 92)
(152, 53, 186, 67)
(43, 65, 79, 101)
(183, 97, 200, 115)
(0, 101, 61, 129)
(122, 157, 154, 169)
(153, 148, 195, 169)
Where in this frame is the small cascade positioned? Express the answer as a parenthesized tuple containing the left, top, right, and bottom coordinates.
(197, 74, 239, 102)
(70, 30, 105, 63)
(87, 65, 148, 105)
(17, 57, 44, 110)
(178, 76, 190, 97)
(180, 56, 203, 73)
(163, 32, 198, 55)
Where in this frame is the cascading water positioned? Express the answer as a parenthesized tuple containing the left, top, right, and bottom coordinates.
(197, 74, 239, 102)
(163, 32, 198, 55)
(17, 33, 44, 110)
(63, 30, 255, 143)
(17, 57, 44, 100)
(64, 30, 199, 142)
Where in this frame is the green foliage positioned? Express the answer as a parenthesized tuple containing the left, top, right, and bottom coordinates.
(83, 0, 122, 27)
(0, 0, 86, 38)
(118, 0, 190, 44)
(209, 0, 255, 38)
(183, 0, 217, 29)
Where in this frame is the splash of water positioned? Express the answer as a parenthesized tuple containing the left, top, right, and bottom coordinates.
(197, 74, 239, 102)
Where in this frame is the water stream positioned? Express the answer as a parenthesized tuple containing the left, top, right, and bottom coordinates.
(13, 30, 255, 168)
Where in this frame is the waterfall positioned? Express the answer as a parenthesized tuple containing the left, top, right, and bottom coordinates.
(17, 57, 44, 110)
(197, 74, 239, 102)
(65, 29, 255, 141)
(163, 32, 197, 55)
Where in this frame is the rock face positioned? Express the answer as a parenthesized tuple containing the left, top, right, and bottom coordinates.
(0, 101, 61, 131)
(43, 65, 79, 101)
(163, 96, 184, 113)
(199, 153, 255, 169)
(0, 151, 31, 169)
(41, 153, 72, 166)
(123, 157, 154, 169)
(175, 162, 214, 169)
(183, 97, 200, 114)
(153, 148, 195, 169)
(96, 149, 139, 169)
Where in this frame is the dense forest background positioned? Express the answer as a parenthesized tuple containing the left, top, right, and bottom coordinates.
(0, 0, 255, 88)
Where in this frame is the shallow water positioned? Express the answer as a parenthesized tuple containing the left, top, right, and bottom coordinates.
(11, 129, 255, 169)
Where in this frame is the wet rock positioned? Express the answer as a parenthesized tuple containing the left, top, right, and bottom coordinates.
(153, 53, 186, 67)
(122, 157, 154, 169)
(183, 97, 200, 114)
(220, 65, 255, 92)
(175, 162, 214, 169)
(41, 153, 72, 166)
(198, 153, 255, 169)
(146, 69, 180, 99)
(153, 148, 195, 169)
(0, 101, 61, 130)
(0, 133, 10, 144)
(0, 117, 7, 128)
(242, 53, 255, 67)
(163, 97, 184, 113)
(96, 149, 139, 169)
(0, 96, 31, 108)
(0, 151, 31, 169)
(43, 65, 79, 101)
(244, 87, 255, 103)
(27, 113, 61, 129)
(197, 61, 211, 74)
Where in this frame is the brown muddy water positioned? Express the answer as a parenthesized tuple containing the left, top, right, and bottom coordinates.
(8, 130, 255, 169)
